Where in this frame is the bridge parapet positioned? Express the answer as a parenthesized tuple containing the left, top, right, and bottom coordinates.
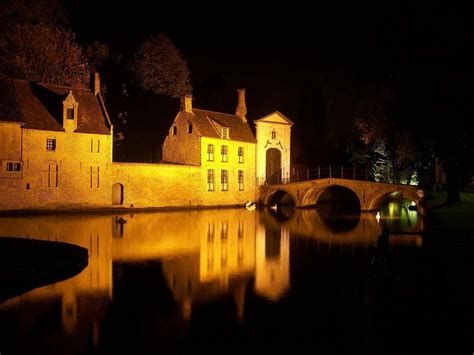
(289, 166, 371, 183)
(259, 178, 424, 215)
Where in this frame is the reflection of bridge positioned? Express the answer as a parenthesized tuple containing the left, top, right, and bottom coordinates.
(260, 178, 422, 213)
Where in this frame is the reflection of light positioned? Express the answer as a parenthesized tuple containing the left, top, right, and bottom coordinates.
(376, 211, 381, 224)
(388, 202, 396, 217)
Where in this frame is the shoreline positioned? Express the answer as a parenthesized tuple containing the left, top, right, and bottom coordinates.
(0, 237, 88, 302)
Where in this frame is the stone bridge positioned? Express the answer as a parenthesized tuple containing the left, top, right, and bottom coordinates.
(259, 178, 423, 214)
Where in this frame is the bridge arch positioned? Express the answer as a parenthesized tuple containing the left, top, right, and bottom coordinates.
(368, 189, 420, 212)
(301, 184, 361, 212)
(264, 189, 297, 206)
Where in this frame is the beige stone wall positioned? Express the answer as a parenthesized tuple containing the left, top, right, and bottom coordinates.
(0, 122, 257, 211)
(162, 112, 201, 166)
(0, 126, 113, 210)
(112, 158, 255, 209)
(0, 122, 22, 160)
(112, 162, 202, 208)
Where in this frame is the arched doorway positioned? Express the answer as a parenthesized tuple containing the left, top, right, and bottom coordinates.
(112, 183, 124, 205)
(266, 148, 281, 184)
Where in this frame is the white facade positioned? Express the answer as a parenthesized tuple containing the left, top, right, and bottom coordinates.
(254, 111, 293, 186)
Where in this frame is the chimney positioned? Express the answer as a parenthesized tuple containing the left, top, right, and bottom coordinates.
(235, 89, 247, 122)
(93, 72, 100, 96)
(182, 94, 193, 113)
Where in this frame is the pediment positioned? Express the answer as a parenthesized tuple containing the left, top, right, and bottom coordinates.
(254, 111, 294, 126)
(63, 90, 78, 106)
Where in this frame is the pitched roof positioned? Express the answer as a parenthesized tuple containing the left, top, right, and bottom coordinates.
(183, 108, 255, 143)
(0, 78, 22, 123)
(0, 78, 110, 134)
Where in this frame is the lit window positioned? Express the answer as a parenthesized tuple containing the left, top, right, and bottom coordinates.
(66, 108, 74, 120)
(46, 139, 56, 151)
(238, 170, 244, 191)
(221, 145, 228, 162)
(207, 169, 215, 191)
(222, 128, 229, 139)
(187, 123, 193, 133)
(6, 162, 21, 172)
(238, 147, 244, 163)
(207, 144, 214, 161)
(221, 170, 228, 191)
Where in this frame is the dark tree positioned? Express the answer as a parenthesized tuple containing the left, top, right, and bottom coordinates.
(349, 82, 395, 182)
(85, 41, 109, 73)
(0, 23, 89, 87)
(0, 0, 68, 31)
(129, 34, 192, 98)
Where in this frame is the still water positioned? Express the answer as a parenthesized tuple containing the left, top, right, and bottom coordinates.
(0, 203, 472, 354)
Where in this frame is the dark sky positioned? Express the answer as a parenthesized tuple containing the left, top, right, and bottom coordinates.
(65, 1, 474, 163)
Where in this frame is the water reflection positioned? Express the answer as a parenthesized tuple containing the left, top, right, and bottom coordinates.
(0, 205, 423, 354)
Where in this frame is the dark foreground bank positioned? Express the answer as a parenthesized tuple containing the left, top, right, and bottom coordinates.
(0, 237, 88, 302)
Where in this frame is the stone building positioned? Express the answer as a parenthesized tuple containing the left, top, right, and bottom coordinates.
(0, 76, 294, 211)
(162, 90, 257, 205)
(0, 74, 113, 210)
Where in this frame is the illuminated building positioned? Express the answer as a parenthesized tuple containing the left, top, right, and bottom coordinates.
(0, 77, 294, 211)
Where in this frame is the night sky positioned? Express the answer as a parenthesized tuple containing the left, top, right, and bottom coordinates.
(65, 1, 473, 164)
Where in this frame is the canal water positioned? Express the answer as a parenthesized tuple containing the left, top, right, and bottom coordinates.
(0, 203, 473, 354)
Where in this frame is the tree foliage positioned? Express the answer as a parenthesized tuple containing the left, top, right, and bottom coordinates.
(0, 0, 68, 31)
(85, 41, 109, 73)
(129, 34, 192, 98)
(349, 83, 395, 182)
(349, 82, 434, 185)
(0, 23, 89, 88)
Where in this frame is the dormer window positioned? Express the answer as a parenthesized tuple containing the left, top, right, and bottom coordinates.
(62, 91, 78, 132)
(66, 108, 75, 120)
(222, 127, 229, 139)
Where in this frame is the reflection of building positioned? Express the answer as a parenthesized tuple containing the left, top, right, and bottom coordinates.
(158, 211, 256, 321)
(0, 77, 294, 211)
(0, 209, 258, 326)
(161, 253, 251, 322)
(0, 215, 113, 354)
(255, 225, 290, 301)
(199, 220, 255, 284)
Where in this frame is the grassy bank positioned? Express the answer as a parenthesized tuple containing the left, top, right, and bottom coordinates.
(0, 237, 88, 302)
(425, 191, 474, 234)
